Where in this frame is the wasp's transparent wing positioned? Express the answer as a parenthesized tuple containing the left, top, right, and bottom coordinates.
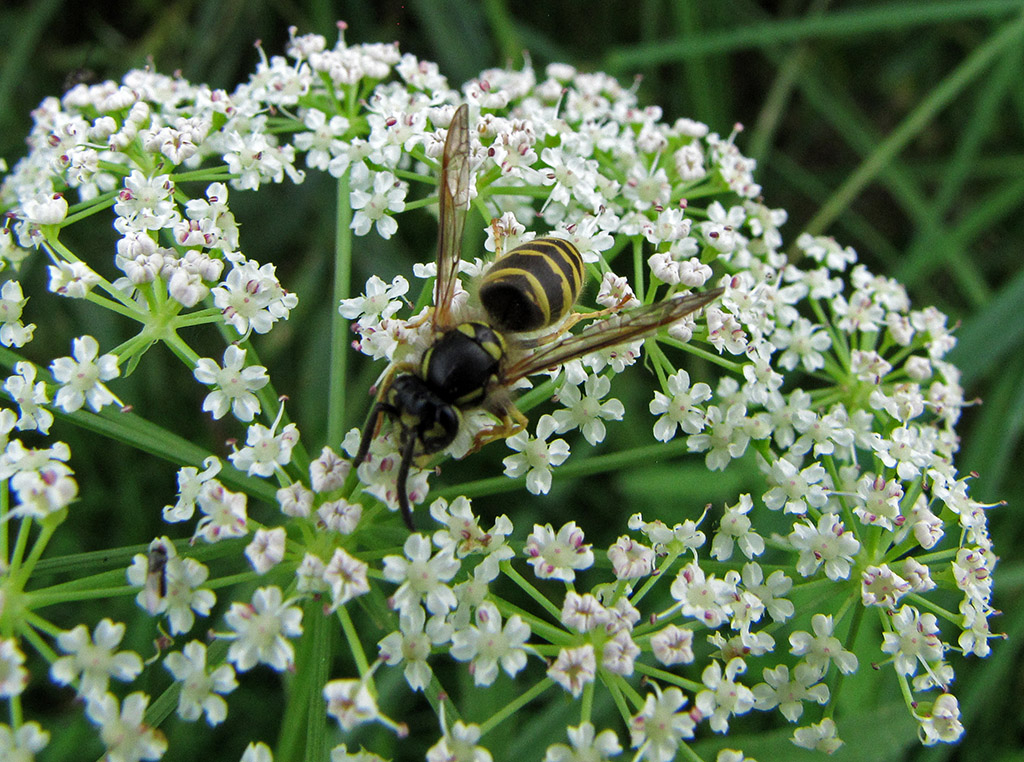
(432, 104, 471, 332)
(502, 288, 724, 382)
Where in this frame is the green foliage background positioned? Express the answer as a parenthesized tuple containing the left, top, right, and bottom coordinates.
(1, 1, 1022, 761)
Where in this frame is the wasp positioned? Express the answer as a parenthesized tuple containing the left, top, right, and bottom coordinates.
(353, 104, 723, 529)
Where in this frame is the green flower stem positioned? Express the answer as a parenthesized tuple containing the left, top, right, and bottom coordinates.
(61, 192, 117, 226)
(5, 512, 32, 583)
(160, 329, 201, 368)
(167, 166, 235, 183)
(660, 336, 742, 373)
(14, 516, 57, 586)
(27, 585, 136, 607)
(604, 672, 633, 725)
(580, 676, 595, 725)
(53, 404, 279, 504)
(633, 237, 646, 303)
(278, 598, 331, 762)
(169, 308, 223, 328)
(434, 437, 698, 506)
(0, 482, 8, 565)
(824, 598, 865, 720)
(424, 671, 462, 728)
(631, 548, 681, 609)
(491, 596, 571, 646)
(499, 560, 563, 622)
(337, 603, 373, 683)
(633, 662, 703, 693)
(907, 592, 958, 624)
(809, 296, 850, 370)
(478, 676, 554, 736)
(608, 669, 644, 711)
(328, 171, 353, 446)
(44, 238, 141, 313)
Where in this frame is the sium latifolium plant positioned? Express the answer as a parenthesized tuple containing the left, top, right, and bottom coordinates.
(0, 22, 1001, 762)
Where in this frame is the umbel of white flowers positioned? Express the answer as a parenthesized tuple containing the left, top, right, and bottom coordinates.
(0, 20, 996, 762)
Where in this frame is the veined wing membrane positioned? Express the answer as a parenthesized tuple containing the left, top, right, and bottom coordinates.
(502, 288, 724, 382)
(432, 104, 471, 332)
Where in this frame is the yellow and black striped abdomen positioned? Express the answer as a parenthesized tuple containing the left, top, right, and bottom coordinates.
(479, 237, 584, 332)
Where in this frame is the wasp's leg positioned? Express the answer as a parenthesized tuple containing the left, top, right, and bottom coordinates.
(354, 400, 396, 466)
(468, 404, 530, 454)
(354, 362, 418, 465)
(395, 435, 418, 531)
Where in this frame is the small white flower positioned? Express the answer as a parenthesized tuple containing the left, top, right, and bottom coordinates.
(426, 721, 493, 762)
(277, 481, 314, 518)
(223, 586, 303, 672)
(919, 694, 964, 745)
(669, 561, 736, 629)
(85, 692, 167, 762)
(0, 721, 50, 760)
(383, 533, 460, 616)
(502, 414, 570, 495)
(51, 619, 144, 700)
(651, 624, 695, 666)
(791, 718, 844, 754)
(548, 644, 596, 698)
(193, 345, 269, 422)
(48, 260, 101, 298)
(163, 457, 222, 523)
(0, 638, 29, 697)
(22, 192, 69, 225)
(544, 723, 622, 762)
(861, 564, 911, 609)
(125, 541, 215, 633)
(194, 481, 249, 542)
(377, 605, 451, 692)
(762, 457, 828, 515)
(752, 663, 829, 722)
(601, 630, 641, 676)
(695, 658, 755, 733)
(317, 498, 362, 534)
(4, 362, 53, 433)
(524, 521, 594, 582)
(789, 513, 860, 581)
(310, 446, 350, 492)
(338, 274, 409, 322)
(649, 369, 712, 442)
(606, 535, 655, 579)
(788, 614, 858, 676)
(228, 411, 299, 477)
(880, 605, 943, 678)
(350, 169, 407, 239)
(430, 496, 515, 573)
(323, 679, 380, 731)
(0, 280, 35, 347)
(450, 601, 531, 686)
(245, 527, 287, 574)
(324, 547, 371, 609)
(629, 685, 695, 762)
(212, 259, 297, 336)
(163, 640, 238, 725)
(551, 374, 624, 445)
(50, 335, 121, 413)
(710, 494, 764, 560)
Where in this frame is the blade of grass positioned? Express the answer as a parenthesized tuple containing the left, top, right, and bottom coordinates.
(605, 0, 1024, 70)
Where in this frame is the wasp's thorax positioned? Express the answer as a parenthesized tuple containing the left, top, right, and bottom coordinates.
(421, 321, 506, 407)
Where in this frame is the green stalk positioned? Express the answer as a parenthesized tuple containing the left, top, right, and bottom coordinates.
(328, 172, 353, 447)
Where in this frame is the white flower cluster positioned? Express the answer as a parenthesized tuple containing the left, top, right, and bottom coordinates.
(0, 21, 997, 762)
